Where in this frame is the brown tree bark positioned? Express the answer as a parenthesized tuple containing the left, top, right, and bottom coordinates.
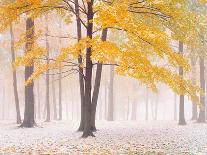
(82, 1, 94, 138)
(10, 24, 21, 124)
(75, 0, 85, 131)
(91, 28, 108, 131)
(20, 17, 36, 127)
(197, 56, 205, 122)
(178, 41, 186, 125)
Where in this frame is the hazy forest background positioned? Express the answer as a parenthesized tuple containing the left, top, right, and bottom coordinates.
(0, 0, 206, 154)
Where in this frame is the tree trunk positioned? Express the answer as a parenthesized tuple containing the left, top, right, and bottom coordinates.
(131, 82, 137, 120)
(191, 57, 197, 120)
(52, 70, 57, 120)
(198, 56, 205, 122)
(20, 17, 36, 127)
(145, 87, 149, 120)
(58, 21, 62, 121)
(178, 41, 186, 125)
(174, 93, 177, 121)
(82, 1, 95, 138)
(155, 94, 158, 120)
(91, 29, 108, 131)
(37, 79, 41, 119)
(75, 0, 85, 131)
(10, 24, 21, 124)
(45, 14, 50, 122)
(107, 66, 115, 121)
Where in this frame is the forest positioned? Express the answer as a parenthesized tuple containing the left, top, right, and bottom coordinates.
(0, 0, 207, 154)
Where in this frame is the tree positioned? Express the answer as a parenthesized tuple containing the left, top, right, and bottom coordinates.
(145, 87, 149, 121)
(178, 41, 186, 125)
(20, 17, 36, 127)
(191, 56, 198, 120)
(45, 14, 50, 122)
(3, 0, 205, 137)
(107, 65, 115, 121)
(51, 70, 57, 120)
(10, 24, 21, 124)
(197, 56, 205, 122)
(174, 93, 177, 121)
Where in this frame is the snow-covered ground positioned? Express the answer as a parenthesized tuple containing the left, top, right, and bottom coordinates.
(0, 120, 207, 154)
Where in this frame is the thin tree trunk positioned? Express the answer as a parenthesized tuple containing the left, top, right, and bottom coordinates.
(58, 21, 62, 121)
(20, 17, 36, 127)
(45, 14, 50, 122)
(75, 0, 85, 131)
(104, 71, 108, 119)
(131, 82, 137, 120)
(174, 93, 177, 121)
(10, 24, 21, 124)
(52, 70, 57, 120)
(127, 97, 130, 120)
(145, 87, 149, 120)
(178, 41, 186, 125)
(2, 85, 5, 120)
(82, 1, 94, 138)
(91, 29, 108, 131)
(198, 56, 205, 122)
(155, 94, 158, 120)
(37, 79, 41, 120)
(107, 66, 115, 121)
(191, 57, 197, 120)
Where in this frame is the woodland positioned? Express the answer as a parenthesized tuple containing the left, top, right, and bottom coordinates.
(0, 0, 207, 154)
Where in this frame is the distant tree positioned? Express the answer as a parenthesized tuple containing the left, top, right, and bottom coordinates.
(190, 56, 198, 120)
(178, 41, 186, 125)
(197, 55, 205, 122)
(45, 14, 50, 122)
(145, 87, 149, 121)
(10, 24, 21, 124)
(107, 66, 114, 121)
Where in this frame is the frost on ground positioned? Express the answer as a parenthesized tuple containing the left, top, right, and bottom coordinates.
(0, 121, 207, 155)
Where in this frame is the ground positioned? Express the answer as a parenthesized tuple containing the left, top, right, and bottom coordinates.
(0, 120, 207, 154)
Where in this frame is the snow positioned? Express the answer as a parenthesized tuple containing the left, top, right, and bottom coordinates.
(0, 120, 207, 154)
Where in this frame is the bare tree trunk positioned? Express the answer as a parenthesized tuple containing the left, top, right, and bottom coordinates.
(45, 14, 50, 122)
(145, 87, 149, 120)
(10, 24, 21, 124)
(127, 97, 130, 120)
(174, 93, 177, 121)
(2, 85, 5, 120)
(191, 57, 197, 120)
(75, 0, 85, 131)
(131, 82, 137, 120)
(82, 1, 94, 138)
(198, 56, 205, 122)
(178, 41, 186, 125)
(58, 21, 62, 121)
(20, 17, 36, 127)
(51, 70, 57, 120)
(107, 66, 114, 121)
(155, 94, 158, 120)
(104, 71, 108, 119)
(91, 29, 108, 131)
(37, 79, 41, 120)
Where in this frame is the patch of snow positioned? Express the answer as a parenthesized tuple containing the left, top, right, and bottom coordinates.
(0, 120, 207, 154)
